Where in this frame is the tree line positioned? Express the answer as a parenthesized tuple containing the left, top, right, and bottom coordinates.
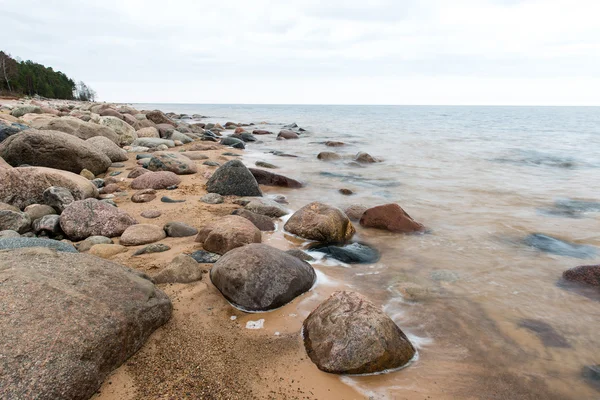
(0, 51, 96, 101)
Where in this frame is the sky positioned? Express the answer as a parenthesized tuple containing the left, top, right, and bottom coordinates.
(2, 0, 600, 105)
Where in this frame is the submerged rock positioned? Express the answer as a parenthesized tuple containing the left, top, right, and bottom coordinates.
(562, 264, 600, 287)
(284, 202, 355, 243)
(518, 319, 570, 348)
(583, 365, 600, 390)
(310, 242, 380, 264)
(249, 168, 303, 188)
(303, 291, 416, 374)
(285, 249, 316, 262)
(0, 248, 171, 400)
(360, 203, 425, 233)
(524, 233, 597, 259)
(210, 243, 316, 312)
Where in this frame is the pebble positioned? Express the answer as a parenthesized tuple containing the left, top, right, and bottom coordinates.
(109, 171, 122, 176)
(161, 196, 185, 203)
(141, 210, 162, 219)
(133, 243, 171, 256)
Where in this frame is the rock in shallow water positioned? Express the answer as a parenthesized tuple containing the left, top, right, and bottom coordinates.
(303, 291, 416, 374)
(309, 242, 380, 264)
(360, 203, 425, 233)
(0, 248, 171, 400)
(210, 243, 316, 312)
(583, 365, 600, 390)
(562, 264, 600, 287)
(284, 202, 355, 243)
(524, 233, 597, 259)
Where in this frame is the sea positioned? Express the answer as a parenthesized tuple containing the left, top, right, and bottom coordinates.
(136, 104, 600, 399)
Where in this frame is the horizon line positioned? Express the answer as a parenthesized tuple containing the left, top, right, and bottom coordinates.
(119, 102, 600, 107)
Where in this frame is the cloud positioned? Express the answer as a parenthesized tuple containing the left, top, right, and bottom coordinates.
(1, 0, 599, 104)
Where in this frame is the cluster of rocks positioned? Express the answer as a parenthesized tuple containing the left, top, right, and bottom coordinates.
(0, 99, 431, 397)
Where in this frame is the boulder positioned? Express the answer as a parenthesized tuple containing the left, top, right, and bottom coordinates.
(0, 129, 112, 175)
(0, 248, 172, 399)
(154, 254, 204, 284)
(563, 264, 600, 287)
(99, 108, 124, 120)
(86, 136, 128, 162)
(136, 127, 160, 138)
(0, 167, 98, 210)
(284, 202, 355, 243)
(360, 204, 425, 233)
(244, 198, 288, 217)
(249, 168, 303, 188)
(43, 186, 75, 212)
(60, 198, 138, 241)
(164, 222, 198, 237)
(147, 152, 198, 175)
(29, 116, 120, 143)
(145, 110, 177, 126)
(220, 137, 245, 149)
(120, 224, 166, 246)
(98, 116, 138, 145)
(210, 243, 316, 311)
(195, 215, 261, 255)
(231, 209, 276, 231)
(206, 160, 262, 197)
(128, 167, 151, 179)
(255, 161, 278, 169)
(131, 171, 181, 190)
(278, 130, 299, 140)
(252, 129, 272, 135)
(0, 121, 29, 143)
(0, 210, 31, 233)
(303, 291, 416, 374)
(0, 237, 77, 253)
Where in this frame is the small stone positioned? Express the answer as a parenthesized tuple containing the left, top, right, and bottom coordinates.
(91, 178, 105, 188)
(77, 236, 113, 252)
(0, 210, 31, 234)
(203, 161, 220, 167)
(200, 193, 224, 204)
(88, 243, 128, 258)
(255, 161, 278, 169)
(161, 196, 185, 203)
(189, 250, 221, 264)
(133, 243, 171, 256)
(339, 188, 353, 195)
(110, 171, 122, 176)
(141, 210, 161, 219)
(154, 254, 203, 284)
(120, 224, 166, 246)
(131, 189, 156, 203)
(166, 185, 178, 190)
(164, 222, 198, 237)
(43, 186, 75, 212)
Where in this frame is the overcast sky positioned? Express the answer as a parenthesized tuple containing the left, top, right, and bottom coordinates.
(2, 0, 599, 105)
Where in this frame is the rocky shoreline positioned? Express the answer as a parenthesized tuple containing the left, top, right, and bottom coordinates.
(1, 98, 598, 399)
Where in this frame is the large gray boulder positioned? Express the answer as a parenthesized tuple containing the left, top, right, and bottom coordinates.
(29, 116, 120, 144)
(0, 247, 172, 400)
(98, 116, 138, 146)
(206, 160, 262, 196)
(303, 291, 416, 374)
(86, 136, 128, 162)
(210, 243, 316, 311)
(0, 129, 112, 175)
(60, 198, 138, 241)
(0, 167, 98, 210)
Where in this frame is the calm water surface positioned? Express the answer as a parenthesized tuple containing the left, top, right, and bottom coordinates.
(137, 104, 600, 399)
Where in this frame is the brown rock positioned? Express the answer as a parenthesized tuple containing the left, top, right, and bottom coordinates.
(563, 265, 600, 287)
(154, 254, 203, 284)
(60, 198, 138, 241)
(355, 152, 379, 163)
(231, 209, 276, 231)
(100, 109, 124, 120)
(303, 291, 416, 374)
(249, 168, 303, 188)
(0, 156, 12, 169)
(145, 110, 177, 126)
(140, 210, 161, 219)
(277, 130, 299, 140)
(0, 167, 98, 210)
(89, 243, 128, 258)
(29, 116, 120, 143)
(0, 129, 112, 175)
(130, 171, 181, 190)
(317, 151, 342, 161)
(86, 136, 128, 162)
(101, 183, 120, 194)
(136, 127, 160, 138)
(325, 141, 345, 147)
(210, 243, 316, 311)
(195, 215, 261, 255)
(127, 167, 150, 179)
(252, 129, 272, 135)
(360, 203, 425, 233)
(0, 248, 171, 400)
(284, 202, 355, 243)
(131, 189, 156, 203)
(234, 127, 247, 134)
(147, 152, 198, 175)
(120, 224, 166, 246)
